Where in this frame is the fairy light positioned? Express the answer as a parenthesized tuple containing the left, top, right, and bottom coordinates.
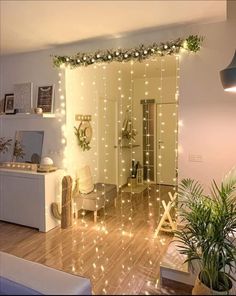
(117, 66, 126, 237)
(92, 64, 99, 217)
(128, 60, 134, 239)
(91, 66, 104, 286)
(102, 64, 109, 225)
(155, 57, 165, 230)
(143, 62, 152, 224)
(77, 70, 89, 231)
(174, 55, 180, 222)
(57, 54, 182, 291)
(57, 69, 68, 170)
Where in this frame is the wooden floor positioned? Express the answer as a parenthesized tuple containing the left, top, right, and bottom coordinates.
(0, 185, 189, 295)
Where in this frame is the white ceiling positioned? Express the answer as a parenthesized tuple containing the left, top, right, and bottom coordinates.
(0, 0, 226, 55)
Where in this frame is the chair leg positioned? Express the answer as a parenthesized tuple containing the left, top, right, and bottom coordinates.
(94, 210, 97, 223)
(114, 198, 117, 208)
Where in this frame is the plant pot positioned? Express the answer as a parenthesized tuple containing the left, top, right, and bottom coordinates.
(192, 274, 233, 295)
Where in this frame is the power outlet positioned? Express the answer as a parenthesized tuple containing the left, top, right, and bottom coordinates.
(189, 154, 203, 162)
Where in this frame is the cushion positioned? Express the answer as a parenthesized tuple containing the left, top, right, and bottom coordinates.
(0, 252, 92, 295)
(0, 276, 42, 295)
(77, 166, 94, 194)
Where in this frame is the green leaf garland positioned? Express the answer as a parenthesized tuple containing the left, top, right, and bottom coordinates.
(53, 35, 203, 68)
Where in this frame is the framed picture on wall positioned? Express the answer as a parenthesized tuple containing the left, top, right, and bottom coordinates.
(37, 85, 55, 113)
(4, 94, 15, 114)
(14, 82, 33, 113)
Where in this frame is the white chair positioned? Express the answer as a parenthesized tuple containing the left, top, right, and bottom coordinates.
(73, 166, 117, 222)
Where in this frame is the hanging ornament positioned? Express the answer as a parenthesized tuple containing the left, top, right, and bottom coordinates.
(74, 115, 92, 151)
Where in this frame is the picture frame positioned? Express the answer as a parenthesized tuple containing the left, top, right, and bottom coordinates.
(4, 94, 15, 114)
(14, 82, 33, 113)
(37, 85, 55, 113)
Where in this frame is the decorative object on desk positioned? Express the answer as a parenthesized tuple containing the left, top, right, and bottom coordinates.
(51, 175, 73, 229)
(175, 177, 236, 295)
(0, 162, 37, 171)
(13, 140, 25, 161)
(12, 131, 44, 164)
(4, 94, 15, 114)
(14, 82, 33, 113)
(37, 85, 55, 113)
(74, 114, 92, 151)
(37, 156, 57, 173)
(0, 137, 12, 155)
(34, 107, 43, 114)
(41, 156, 54, 166)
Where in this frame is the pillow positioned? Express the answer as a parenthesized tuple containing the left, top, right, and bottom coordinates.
(78, 166, 94, 194)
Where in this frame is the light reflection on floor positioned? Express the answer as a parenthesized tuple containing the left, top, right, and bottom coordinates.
(0, 185, 190, 295)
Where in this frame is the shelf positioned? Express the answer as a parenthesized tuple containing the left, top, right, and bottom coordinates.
(0, 113, 56, 119)
(114, 144, 140, 149)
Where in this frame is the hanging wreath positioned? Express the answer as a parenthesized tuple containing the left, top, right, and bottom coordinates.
(74, 120, 92, 151)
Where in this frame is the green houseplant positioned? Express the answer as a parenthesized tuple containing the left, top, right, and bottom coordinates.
(175, 175, 236, 295)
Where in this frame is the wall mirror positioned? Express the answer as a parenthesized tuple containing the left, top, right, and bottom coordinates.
(12, 131, 44, 164)
(66, 55, 179, 231)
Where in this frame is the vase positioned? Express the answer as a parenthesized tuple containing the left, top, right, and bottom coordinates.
(192, 274, 232, 295)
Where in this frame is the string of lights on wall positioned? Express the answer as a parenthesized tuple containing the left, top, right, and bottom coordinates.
(56, 46, 192, 292)
(174, 56, 180, 223)
(128, 60, 134, 238)
(52, 35, 203, 68)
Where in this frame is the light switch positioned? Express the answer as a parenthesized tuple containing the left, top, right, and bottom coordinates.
(189, 154, 203, 162)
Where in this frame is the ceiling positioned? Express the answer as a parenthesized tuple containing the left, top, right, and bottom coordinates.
(0, 0, 226, 55)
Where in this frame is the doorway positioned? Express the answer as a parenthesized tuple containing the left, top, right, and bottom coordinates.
(142, 101, 178, 186)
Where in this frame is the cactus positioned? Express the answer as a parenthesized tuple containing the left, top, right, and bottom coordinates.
(51, 175, 73, 229)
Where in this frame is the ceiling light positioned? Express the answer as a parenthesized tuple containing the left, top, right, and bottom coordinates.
(220, 50, 236, 93)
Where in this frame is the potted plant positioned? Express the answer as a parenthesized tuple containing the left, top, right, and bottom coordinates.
(175, 175, 236, 295)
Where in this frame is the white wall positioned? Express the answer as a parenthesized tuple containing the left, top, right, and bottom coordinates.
(178, 21, 236, 186)
(65, 64, 131, 187)
(1, 19, 236, 187)
(0, 51, 65, 166)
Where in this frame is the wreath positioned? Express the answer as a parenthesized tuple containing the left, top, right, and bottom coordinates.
(74, 121, 92, 151)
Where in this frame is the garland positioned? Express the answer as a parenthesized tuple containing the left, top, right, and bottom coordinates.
(53, 35, 203, 68)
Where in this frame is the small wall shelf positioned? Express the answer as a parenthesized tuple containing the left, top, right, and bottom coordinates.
(0, 113, 56, 119)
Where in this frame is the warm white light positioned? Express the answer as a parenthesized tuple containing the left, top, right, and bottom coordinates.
(225, 86, 236, 92)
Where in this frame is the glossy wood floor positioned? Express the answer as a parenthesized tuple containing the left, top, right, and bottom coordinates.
(0, 185, 189, 295)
